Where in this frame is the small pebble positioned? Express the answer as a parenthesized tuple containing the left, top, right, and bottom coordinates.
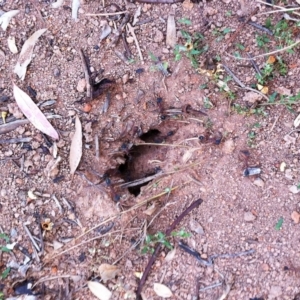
(291, 211, 300, 224)
(53, 68, 60, 77)
(253, 177, 264, 187)
(76, 78, 86, 92)
(244, 211, 256, 222)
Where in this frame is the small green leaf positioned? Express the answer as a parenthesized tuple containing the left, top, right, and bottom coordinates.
(0, 234, 9, 243)
(223, 28, 232, 34)
(1, 246, 11, 253)
(149, 52, 158, 62)
(1, 267, 10, 279)
(178, 18, 192, 25)
(275, 217, 283, 230)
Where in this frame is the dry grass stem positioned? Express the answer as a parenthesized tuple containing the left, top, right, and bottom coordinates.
(86, 11, 128, 16)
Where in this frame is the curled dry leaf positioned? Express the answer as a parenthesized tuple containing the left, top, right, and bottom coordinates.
(165, 247, 176, 262)
(99, 264, 120, 283)
(153, 283, 173, 298)
(0, 10, 19, 31)
(294, 114, 300, 128)
(13, 84, 59, 140)
(69, 115, 82, 174)
(51, 0, 65, 8)
(45, 156, 62, 178)
(143, 203, 156, 216)
(14, 28, 47, 80)
(8, 36, 18, 54)
(100, 23, 112, 41)
(72, 0, 80, 20)
(87, 281, 112, 300)
(166, 13, 176, 48)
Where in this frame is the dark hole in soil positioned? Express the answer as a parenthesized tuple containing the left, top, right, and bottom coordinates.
(139, 129, 161, 143)
(118, 129, 163, 196)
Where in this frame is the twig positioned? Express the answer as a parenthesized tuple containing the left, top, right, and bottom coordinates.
(222, 64, 270, 101)
(79, 49, 92, 99)
(86, 11, 127, 16)
(0, 137, 32, 144)
(127, 23, 144, 63)
(52, 194, 63, 213)
(132, 0, 183, 3)
(199, 282, 222, 292)
(0, 120, 29, 135)
(136, 198, 203, 299)
(255, 0, 300, 17)
(135, 142, 189, 148)
(257, 7, 300, 16)
(118, 172, 163, 188)
(95, 134, 100, 159)
(32, 275, 74, 289)
(43, 229, 135, 263)
(227, 40, 300, 60)
(247, 53, 261, 76)
(23, 224, 40, 252)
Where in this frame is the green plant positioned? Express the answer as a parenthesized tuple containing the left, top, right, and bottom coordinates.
(212, 27, 232, 42)
(0, 292, 4, 300)
(174, 30, 207, 68)
(274, 19, 294, 51)
(275, 217, 283, 230)
(256, 34, 270, 49)
(256, 62, 274, 85)
(247, 131, 257, 148)
(203, 96, 213, 109)
(259, 91, 300, 112)
(142, 229, 191, 254)
(178, 17, 192, 25)
(149, 52, 169, 75)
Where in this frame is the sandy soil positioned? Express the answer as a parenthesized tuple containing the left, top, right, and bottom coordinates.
(1, 0, 300, 299)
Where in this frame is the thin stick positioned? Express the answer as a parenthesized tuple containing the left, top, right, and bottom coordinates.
(95, 134, 100, 159)
(227, 40, 300, 60)
(0, 137, 32, 144)
(32, 275, 74, 288)
(23, 224, 40, 252)
(199, 282, 222, 292)
(135, 142, 189, 148)
(136, 199, 203, 299)
(118, 172, 163, 188)
(79, 49, 92, 99)
(86, 11, 127, 16)
(257, 7, 300, 16)
(52, 194, 63, 213)
(45, 229, 132, 263)
(127, 23, 144, 63)
(256, 0, 300, 16)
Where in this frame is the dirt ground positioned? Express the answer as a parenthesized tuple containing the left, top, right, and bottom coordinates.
(1, 0, 300, 299)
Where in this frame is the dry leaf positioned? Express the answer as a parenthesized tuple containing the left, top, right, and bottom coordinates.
(100, 22, 112, 41)
(257, 84, 269, 95)
(7, 36, 18, 53)
(153, 283, 173, 298)
(99, 264, 120, 283)
(51, 0, 64, 8)
(13, 84, 59, 140)
(72, 0, 80, 20)
(294, 114, 300, 128)
(166, 13, 176, 48)
(0, 10, 19, 31)
(14, 28, 47, 80)
(165, 248, 176, 262)
(143, 203, 156, 216)
(266, 55, 276, 64)
(87, 281, 112, 300)
(132, 6, 141, 26)
(69, 115, 82, 174)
